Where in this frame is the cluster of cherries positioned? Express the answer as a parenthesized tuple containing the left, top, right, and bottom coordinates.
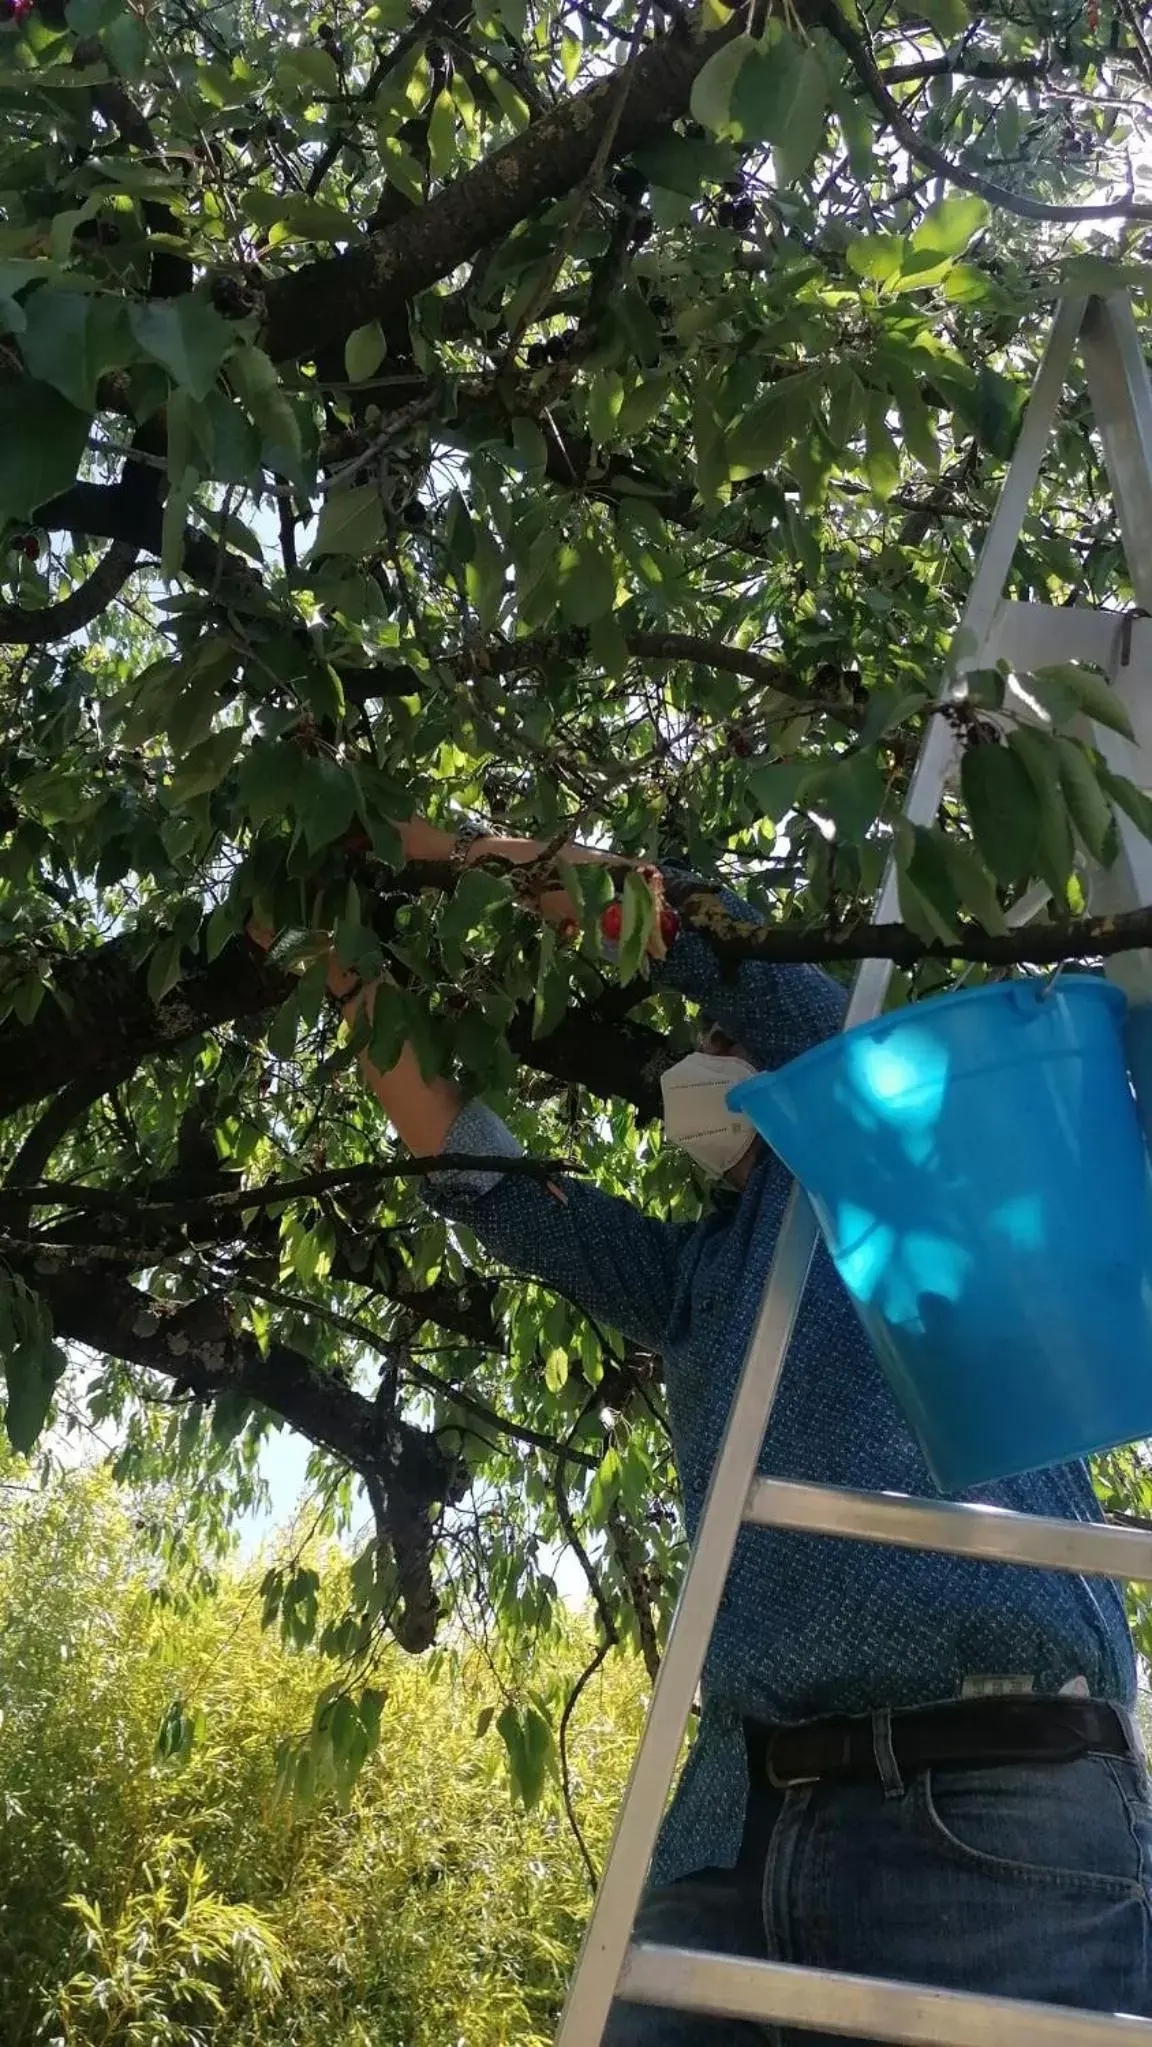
(7, 532, 39, 559)
(600, 898, 680, 949)
(0, 0, 35, 25)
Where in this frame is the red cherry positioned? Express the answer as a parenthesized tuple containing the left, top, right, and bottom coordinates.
(342, 826, 370, 855)
(659, 906, 680, 947)
(23, 535, 38, 560)
(600, 900, 623, 942)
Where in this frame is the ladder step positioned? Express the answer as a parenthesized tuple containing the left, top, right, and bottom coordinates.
(619, 1944, 1152, 2044)
(745, 1478, 1152, 1581)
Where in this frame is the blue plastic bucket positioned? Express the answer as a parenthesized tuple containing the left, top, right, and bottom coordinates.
(728, 977, 1152, 1490)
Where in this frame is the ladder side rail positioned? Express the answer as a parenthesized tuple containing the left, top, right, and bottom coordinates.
(554, 1192, 820, 2046)
(554, 292, 1121, 2047)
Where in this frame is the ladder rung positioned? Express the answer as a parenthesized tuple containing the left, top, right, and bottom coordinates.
(746, 1478, 1152, 1582)
(620, 1944, 1152, 2044)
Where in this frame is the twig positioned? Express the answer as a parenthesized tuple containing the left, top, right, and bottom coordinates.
(558, 1637, 613, 1893)
(816, 0, 1152, 222)
(0, 1153, 585, 1217)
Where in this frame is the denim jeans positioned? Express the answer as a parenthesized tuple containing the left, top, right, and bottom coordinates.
(604, 1728, 1152, 2044)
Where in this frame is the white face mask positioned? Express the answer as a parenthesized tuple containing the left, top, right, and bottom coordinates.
(660, 1051, 760, 1179)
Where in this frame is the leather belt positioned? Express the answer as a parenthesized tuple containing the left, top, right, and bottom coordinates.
(745, 1697, 1135, 1791)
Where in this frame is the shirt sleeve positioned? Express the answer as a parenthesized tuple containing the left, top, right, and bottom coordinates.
(423, 1101, 696, 1355)
(653, 880, 847, 1072)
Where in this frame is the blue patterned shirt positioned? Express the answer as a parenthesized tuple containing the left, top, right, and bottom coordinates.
(425, 891, 1136, 1888)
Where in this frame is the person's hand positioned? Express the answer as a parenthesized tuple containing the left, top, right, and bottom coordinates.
(245, 916, 359, 1003)
(597, 866, 680, 963)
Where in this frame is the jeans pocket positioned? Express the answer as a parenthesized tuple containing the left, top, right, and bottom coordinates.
(918, 1756, 1148, 1899)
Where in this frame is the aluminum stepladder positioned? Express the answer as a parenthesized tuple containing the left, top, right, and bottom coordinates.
(557, 293, 1152, 2047)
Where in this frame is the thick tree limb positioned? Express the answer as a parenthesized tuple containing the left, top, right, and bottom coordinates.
(0, 936, 291, 1122)
(0, 542, 139, 646)
(11, 872, 1152, 1143)
(258, 8, 748, 363)
(32, 483, 262, 604)
(14, 1241, 460, 1652)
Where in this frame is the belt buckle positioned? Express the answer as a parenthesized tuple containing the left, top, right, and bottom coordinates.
(765, 1748, 819, 1790)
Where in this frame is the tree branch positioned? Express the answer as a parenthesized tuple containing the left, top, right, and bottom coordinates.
(0, 935, 292, 1121)
(258, 6, 749, 363)
(0, 542, 139, 646)
(2, 1153, 584, 1218)
(816, 0, 1152, 222)
(14, 1241, 460, 1652)
(669, 881, 1152, 969)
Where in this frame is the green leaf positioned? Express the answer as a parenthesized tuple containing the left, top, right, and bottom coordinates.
(1029, 663, 1134, 742)
(129, 296, 233, 400)
(146, 930, 186, 1003)
(205, 899, 238, 964)
(4, 1333, 65, 1455)
(245, 191, 356, 241)
(510, 415, 547, 476)
(617, 870, 655, 986)
(747, 759, 811, 820)
(428, 87, 456, 179)
(497, 1702, 550, 1811)
(771, 43, 829, 183)
(907, 0, 969, 29)
(20, 289, 133, 410)
(895, 823, 956, 944)
(543, 1345, 568, 1393)
(631, 134, 733, 197)
(103, 10, 148, 77)
(475, 1704, 495, 1739)
(856, 685, 926, 751)
(936, 835, 1006, 933)
(464, 523, 505, 631)
(1007, 725, 1076, 897)
(955, 365, 1020, 460)
(909, 194, 989, 260)
(310, 484, 385, 560)
(847, 234, 905, 284)
(729, 35, 795, 142)
(438, 866, 513, 973)
(228, 343, 304, 486)
(960, 740, 1041, 886)
(1097, 766, 1152, 848)
(0, 380, 90, 524)
(587, 369, 625, 448)
(188, 390, 261, 486)
(556, 538, 615, 627)
(864, 394, 900, 500)
(276, 43, 340, 96)
(1055, 736, 1116, 863)
(688, 35, 749, 133)
(160, 462, 198, 581)
(168, 726, 241, 802)
(805, 751, 886, 843)
(299, 755, 358, 851)
(892, 383, 940, 473)
(344, 320, 386, 383)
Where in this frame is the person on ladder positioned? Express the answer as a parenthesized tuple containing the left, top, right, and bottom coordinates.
(254, 810, 1152, 2039)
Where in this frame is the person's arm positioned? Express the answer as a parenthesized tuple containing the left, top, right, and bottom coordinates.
(398, 815, 845, 1072)
(247, 923, 694, 1354)
(650, 883, 846, 1073)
